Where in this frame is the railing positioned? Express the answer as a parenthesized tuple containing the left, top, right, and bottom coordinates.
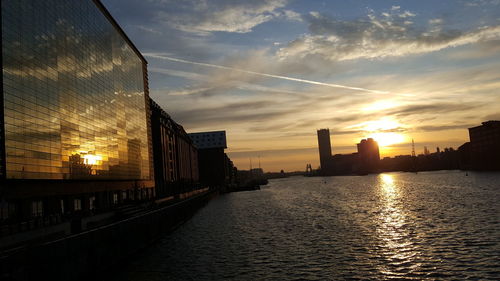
(0, 214, 63, 238)
(0, 189, 216, 281)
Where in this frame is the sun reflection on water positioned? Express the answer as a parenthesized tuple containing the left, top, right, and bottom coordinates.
(381, 174, 396, 197)
(376, 174, 421, 277)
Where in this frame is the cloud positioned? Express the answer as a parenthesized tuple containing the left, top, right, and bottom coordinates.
(444, 40, 500, 60)
(398, 11, 416, 18)
(155, 0, 288, 34)
(429, 18, 443, 25)
(228, 147, 317, 157)
(168, 99, 298, 128)
(145, 53, 388, 94)
(464, 0, 500, 7)
(165, 87, 214, 96)
(283, 10, 302, 22)
(328, 129, 364, 136)
(415, 124, 476, 132)
(149, 67, 210, 82)
(277, 10, 500, 61)
(387, 103, 484, 117)
(484, 113, 500, 120)
(101, 0, 301, 64)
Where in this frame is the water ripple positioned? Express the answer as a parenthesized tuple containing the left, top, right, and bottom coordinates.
(110, 171, 500, 281)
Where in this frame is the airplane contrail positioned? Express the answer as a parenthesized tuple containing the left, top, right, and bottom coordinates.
(144, 53, 389, 95)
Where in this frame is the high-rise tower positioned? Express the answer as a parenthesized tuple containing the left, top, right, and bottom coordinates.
(317, 129, 333, 174)
(357, 138, 380, 173)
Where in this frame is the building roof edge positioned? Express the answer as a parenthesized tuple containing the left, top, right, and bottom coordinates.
(92, 0, 147, 64)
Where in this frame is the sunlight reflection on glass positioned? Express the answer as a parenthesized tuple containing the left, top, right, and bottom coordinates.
(376, 173, 421, 277)
(82, 154, 102, 165)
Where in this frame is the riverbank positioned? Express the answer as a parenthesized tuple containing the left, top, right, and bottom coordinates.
(0, 189, 216, 281)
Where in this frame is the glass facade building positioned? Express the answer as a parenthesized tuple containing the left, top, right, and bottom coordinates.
(1, 0, 151, 180)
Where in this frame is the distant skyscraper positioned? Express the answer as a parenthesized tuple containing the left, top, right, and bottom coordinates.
(357, 138, 380, 173)
(317, 129, 333, 174)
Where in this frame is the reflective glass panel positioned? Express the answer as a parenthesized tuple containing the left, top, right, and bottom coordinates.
(1, 0, 150, 180)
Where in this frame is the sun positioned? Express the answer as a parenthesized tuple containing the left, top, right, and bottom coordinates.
(369, 132, 406, 147)
(349, 118, 408, 148)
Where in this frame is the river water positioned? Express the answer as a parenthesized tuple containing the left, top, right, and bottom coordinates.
(112, 171, 500, 280)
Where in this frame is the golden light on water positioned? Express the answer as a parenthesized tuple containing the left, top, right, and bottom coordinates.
(377, 173, 421, 277)
(380, 173, 396, 196)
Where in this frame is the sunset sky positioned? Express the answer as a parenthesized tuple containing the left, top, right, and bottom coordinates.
(102, 0, 500, 172)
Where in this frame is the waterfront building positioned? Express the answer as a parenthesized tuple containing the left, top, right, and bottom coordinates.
(188, 131, 235, 188)
(357, 138, 380, 173)
(458, 142, 471, 170)
(150, 99, 199, 199)
(190, 131, 227, 149)
(250, 168, 264, 177)
(379, 155, 414, 172)
(331, 153, 358, 175)
(468, 121, 500, 170)
(317, 129, 333, 175)
(1, 0, 153, 223)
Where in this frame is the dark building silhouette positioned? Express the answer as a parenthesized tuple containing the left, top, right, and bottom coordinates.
(379, 155, 414, 172)
(357, 138, 380, 173)
(312, 122, 500, 175)
(468, 121, 500, 170)
(188, 131, 236, 189)
(458, 142, 471, 170)
(317, 129, 333, 175)
(331, 153, 358, 175)
(150, 99, 199, 199)
(316, 131, 381, 175)
(416, 147, 459, 171)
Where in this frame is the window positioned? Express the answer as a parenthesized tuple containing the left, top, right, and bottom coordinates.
(113, 193, 118, 204)
(60, 199, 65, 214)
(0, 201, 9, 220)
(74, 199, 82, 211)
(32, 200, 43, 217)
(89, 196, 96, 210)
